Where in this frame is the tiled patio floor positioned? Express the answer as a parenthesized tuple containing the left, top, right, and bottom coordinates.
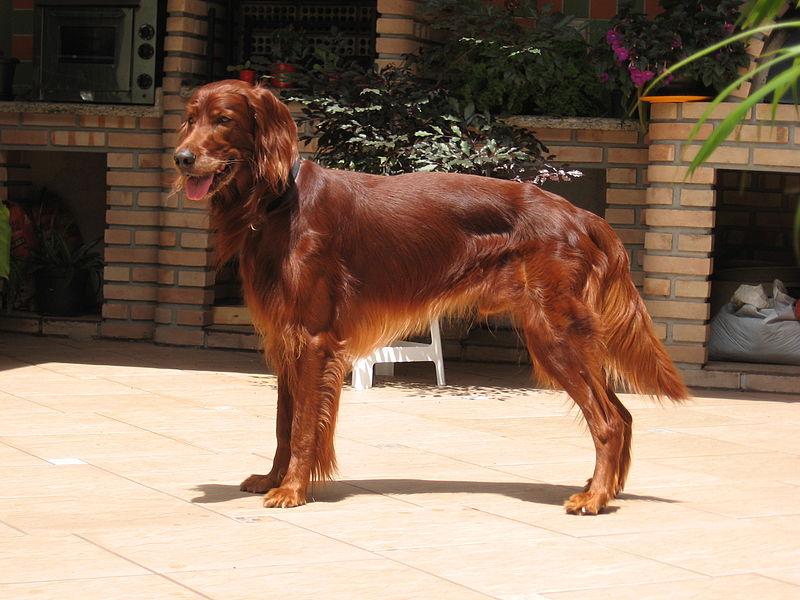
(1, 332, 799, 599)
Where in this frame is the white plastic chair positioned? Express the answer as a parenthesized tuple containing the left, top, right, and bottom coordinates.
(351, 319, 446, 389)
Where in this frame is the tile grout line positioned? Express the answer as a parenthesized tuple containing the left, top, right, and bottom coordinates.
(83, 460, 259, 524)
(269, 515, 500, 600)
(73, 533, 218, 600)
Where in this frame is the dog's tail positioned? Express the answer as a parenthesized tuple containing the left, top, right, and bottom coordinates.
(591, 222, 690, 403)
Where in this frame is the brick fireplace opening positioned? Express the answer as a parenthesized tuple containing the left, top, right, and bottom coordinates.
(17, 150, 107, 251)
(3, 149, 108, 318)
(712, 170, 800, 317)
(646, 102, 800, 392)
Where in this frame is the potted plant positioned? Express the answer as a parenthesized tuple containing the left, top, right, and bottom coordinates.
(266, 26, 310, 89)
(225, 59, 264, 84)
(595, 0, 749, 126)
(31, 230, 103, 316)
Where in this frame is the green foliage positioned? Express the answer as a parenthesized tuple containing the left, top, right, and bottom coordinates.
(293, 65, 555, 179)
(415, 0, 607, 117)
(31, 231, 103, 284)
(595, 0, 749, 117)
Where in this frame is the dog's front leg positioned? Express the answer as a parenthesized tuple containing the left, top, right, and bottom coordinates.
(262, 333, 346, 508)
(240, 366, 293, 494)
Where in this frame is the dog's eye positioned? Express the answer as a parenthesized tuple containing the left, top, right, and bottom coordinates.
(216, 115, 232, 126)
(186, 115, 195, 126)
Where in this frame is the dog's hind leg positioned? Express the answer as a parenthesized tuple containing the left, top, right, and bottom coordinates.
(261, 333, 348, 508)
(240, 366, 293, 494)
(519, 297, 630, 515)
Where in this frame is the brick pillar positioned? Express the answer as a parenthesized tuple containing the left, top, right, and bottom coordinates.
(100, 115, 168, 340)
(598, 129, 648, 286)
(152, 0, 220, 346)
(643, 103, 715, 369)
(376, 0, 428, 69)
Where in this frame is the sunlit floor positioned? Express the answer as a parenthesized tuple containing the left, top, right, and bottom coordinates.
(1, 332, 798, 599)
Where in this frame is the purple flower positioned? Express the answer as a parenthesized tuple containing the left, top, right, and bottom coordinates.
(614, 46, 630, 62)
(628, 66, 654, 87)
(658, 68, 674, 86)
(670, 39, 682, 48)
(606, 29, 622, 44)
(598, 72, 610, 84)
(724, 23, 734, 33)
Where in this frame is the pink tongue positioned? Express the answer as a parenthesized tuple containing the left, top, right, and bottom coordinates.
(185, 174, 214, 200)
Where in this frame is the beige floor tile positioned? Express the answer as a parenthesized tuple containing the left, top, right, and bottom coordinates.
(85, 519, 376, 573)
(691, 396, 800, 421)
(1, 370, 144, 398)
(170, 559, 495, 600)
(653, 451, 800, 483)
(545, 573, 800, 600)
(221, 481, 419, 521)
(273, 503, 560, 551)
(0, 431, 215, 462)
(0, 534, 148, 584)
(672, 422, 800, 455)
(0, 575, 209, 600)
(0, 442, 46, 467)
(606, 429, 760, 460)
(0, 487, 227, 535)
(0, 411, 142, 437)
(25, 393, 168, 414)
(0, 463, 154, 499)
(587, 516, 800, 577)
(640, 481, 800, 518)
(1, 332, 798, 600)
(477, 492, 741, 537)
(498, 456, 730, 491)
(758, 566, 800, 586)
(381, 537, 700, 597)
(628, 405, 745, 430)
(0, 522, 25, 538)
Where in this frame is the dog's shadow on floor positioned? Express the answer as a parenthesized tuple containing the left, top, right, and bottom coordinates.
(192, 479, 674, 510)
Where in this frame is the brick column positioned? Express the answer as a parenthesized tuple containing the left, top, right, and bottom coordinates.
(376, 0, 428, 69)
(643, 103, 716, 368)
(150, 0, 221, 346)
(598, 129, 648, 286)
(101, 115, 166, 340)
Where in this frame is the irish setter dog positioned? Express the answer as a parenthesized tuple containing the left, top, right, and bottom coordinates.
(173, 80, 689, 515)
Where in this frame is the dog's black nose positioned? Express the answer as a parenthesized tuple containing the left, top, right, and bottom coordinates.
(174, 148, 196, 169)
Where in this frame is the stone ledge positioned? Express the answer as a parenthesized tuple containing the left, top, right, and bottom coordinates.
(505, 115, 638, 131)
(0, 91, 163, 118)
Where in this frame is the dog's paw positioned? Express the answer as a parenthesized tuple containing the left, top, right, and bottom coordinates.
(263, 486, 307, 508)
(240, 474, 279, 494)
(564, 491, 609, 515)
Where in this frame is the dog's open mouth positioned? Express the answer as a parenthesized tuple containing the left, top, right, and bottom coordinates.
(185, 163, 233, 201)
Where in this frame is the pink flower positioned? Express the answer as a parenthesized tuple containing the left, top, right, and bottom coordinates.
(606, 30, 622, 44)
(598, 72, 610, 84)
(614, 46, 630, 62)
(628, 66, 654, 86)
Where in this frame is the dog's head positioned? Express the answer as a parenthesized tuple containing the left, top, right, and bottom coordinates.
(173, 79, 298, 202)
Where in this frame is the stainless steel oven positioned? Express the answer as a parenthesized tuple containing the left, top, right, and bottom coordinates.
(34, 0, 160, 104)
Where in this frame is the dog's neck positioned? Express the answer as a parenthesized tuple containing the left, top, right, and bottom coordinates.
(262, 158, 303, 215)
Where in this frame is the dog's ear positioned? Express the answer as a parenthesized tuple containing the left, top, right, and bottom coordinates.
(248, 85, 299, 194)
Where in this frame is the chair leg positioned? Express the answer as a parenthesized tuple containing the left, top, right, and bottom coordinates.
(351, 358, 374, 390)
